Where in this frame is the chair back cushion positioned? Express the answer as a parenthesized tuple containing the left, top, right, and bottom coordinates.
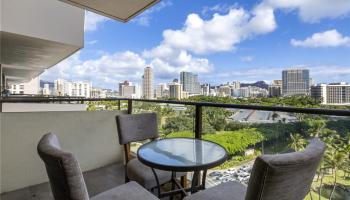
(116, 113, 158, 144)
(245, 138, 325, 200)
(37, 133, 89, 200)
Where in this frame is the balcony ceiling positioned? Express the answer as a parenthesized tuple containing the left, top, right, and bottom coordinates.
(59, 0, 160, 22)
(0, 0, 84, 83)
(0, 31, 80, 83)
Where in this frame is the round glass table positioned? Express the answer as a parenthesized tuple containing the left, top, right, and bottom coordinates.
(137, 138, 228, 198)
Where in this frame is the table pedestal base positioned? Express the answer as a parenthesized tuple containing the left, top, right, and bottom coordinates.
(151, 169, 208, 199)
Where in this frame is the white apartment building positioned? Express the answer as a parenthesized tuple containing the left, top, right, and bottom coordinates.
(201, 83, 210, 96)
(169, 82, 183, 100)
(232, 81, 241, 89)
(10, 77, 40, 95)
(91, 88, 107, 98)
(156, 83, 168, 98)
(311, 83, 350, 105)
(42, 84, 51, 96)
(122, 85, 136, 98)
(118, 81, 141, 98)
(218, 86, 231, 97)
(54, 79, 91, 98)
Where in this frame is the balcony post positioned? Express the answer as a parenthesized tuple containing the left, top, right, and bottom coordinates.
(195, 105, 203, 139)
(127, 99, 133, 114)
(118, 100, 121, 110)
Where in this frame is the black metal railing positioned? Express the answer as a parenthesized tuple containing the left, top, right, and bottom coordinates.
(1, 96, 350, 139)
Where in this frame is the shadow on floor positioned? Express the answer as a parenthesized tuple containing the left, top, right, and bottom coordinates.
(0, 163, 183, 200)
(0, 163, 125, 200)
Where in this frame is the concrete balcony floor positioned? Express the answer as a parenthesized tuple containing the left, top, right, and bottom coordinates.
(0, 163, 200, 200)
(1, 163, 125, 200)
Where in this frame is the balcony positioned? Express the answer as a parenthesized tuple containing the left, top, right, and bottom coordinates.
(0, 97, 349, 200)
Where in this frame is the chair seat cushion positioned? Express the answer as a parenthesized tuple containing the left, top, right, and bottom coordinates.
(127, 158, 186, 189)
(184, 181, 247, 200)
(91, 181, 159, 200)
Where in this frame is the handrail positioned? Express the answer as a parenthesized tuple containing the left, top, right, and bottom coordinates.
(1, 97, 349, 116)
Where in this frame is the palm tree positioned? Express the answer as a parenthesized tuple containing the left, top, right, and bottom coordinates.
(324, 148, 346, 200)
(288, 133, 307, 151)
(322, 133, 347, 200)
(306, 119, 326, 137)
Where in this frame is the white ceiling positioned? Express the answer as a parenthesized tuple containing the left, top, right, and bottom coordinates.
(1, 31, 80, 83)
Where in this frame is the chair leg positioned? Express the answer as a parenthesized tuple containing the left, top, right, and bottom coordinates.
(181, 175, 188, 188)
(124, 167, 130, 183)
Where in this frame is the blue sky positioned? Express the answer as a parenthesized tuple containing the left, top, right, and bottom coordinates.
(42, 0, 350, 89)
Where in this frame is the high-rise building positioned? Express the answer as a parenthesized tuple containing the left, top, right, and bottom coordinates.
(239, 87, 250, 98)
(42, 84, 51, 96)
(118, 81, 130, 97)
(201, 83, 210, 96)
(269, 80, 282, 97)
(282, 69, 310, 96)
(156, 83, 168, 98)
(169, 82, 182, 100)
(122, 85, 136, 98)
(54, 79, 91, 98)
(10, 77, 40, 95)
(54, 79, 64, 96)
(232, 81, 241, 89)
(180, 72, 200, 94)
(142, 67, 153, 99)
(311, 83, 350, 105)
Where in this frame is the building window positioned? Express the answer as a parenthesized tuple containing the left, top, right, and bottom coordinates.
(20, 85, 24, 90)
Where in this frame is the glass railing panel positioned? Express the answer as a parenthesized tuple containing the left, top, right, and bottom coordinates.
(202, 108, 350, 200)
(86, 100, 121, 111)
(131, 101, 195, 153)
(304, 115, 350, 200)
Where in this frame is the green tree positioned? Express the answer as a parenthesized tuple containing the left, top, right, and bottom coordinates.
(288, 133, 307, 151)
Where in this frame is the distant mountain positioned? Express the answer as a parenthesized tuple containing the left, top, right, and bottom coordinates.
(241, 81, 269, 89)
(40, 80, 54, 88)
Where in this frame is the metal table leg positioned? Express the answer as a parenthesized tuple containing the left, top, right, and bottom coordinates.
(150, 168, 161, 197)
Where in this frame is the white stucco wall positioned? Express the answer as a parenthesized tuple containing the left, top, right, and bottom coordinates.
(2, 103, 87, 112)
(0, 111, 125, 193)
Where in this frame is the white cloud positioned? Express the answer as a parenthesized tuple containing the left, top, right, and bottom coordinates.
(150, 6, 276, 55)
(84, 11, 109, 32)
(132, 0, 172, 26)
(41, 51, 147, 88)
(150, 52, 212, 80)
(291, 29, 350, 47)
(264, 0, 350, 23)
(240, 56, 254, 63)
(140, 5, 276, 79)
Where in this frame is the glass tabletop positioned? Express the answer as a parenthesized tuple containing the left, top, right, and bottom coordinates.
(137, 138, 228, 171)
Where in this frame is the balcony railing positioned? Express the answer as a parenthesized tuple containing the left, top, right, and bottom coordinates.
(1, 97, 349, 138)
(1, 96, 349, 199)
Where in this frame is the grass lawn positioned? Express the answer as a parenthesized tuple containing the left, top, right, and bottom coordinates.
(305, 170, 350, 200)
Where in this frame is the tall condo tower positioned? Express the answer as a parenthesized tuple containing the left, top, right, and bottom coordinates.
(282, 69, 310, 96)
(180, 71, 200, 94)
(142, 66, 154, 99)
